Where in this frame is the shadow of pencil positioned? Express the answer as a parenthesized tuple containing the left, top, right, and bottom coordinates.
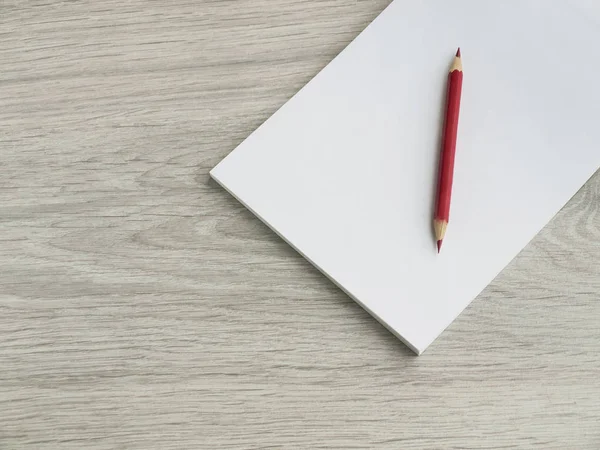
(430, 78, 449, 249)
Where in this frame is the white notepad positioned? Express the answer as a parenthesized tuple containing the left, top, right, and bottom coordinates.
(211, 0, 600, 354)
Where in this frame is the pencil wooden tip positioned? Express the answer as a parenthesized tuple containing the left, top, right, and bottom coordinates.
(456, 47, 461, 58)
(437, 240, 443, 253)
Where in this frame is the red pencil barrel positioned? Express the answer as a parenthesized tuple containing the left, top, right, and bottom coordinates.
(435, 67, 463, 222)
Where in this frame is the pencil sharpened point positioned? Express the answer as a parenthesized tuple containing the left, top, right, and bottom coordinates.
(437, 240, 443, 253)
(456, 47, 461, 58)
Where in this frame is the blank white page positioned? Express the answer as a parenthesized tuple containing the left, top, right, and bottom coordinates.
(210, 0, 600, 354)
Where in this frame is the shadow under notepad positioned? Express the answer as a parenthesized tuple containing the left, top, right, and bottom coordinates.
(207, 174, 417, 358)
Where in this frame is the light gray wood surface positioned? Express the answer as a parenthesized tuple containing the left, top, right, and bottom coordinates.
(1, 1, 599, 448)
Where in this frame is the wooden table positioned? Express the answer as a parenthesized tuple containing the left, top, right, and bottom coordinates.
(2, 1, 599, 448)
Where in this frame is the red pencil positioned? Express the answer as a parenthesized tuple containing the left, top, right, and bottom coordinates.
(434, 48, 463, 253)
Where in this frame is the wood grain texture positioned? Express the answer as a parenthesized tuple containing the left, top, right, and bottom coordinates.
(1, 1, 599, 448)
